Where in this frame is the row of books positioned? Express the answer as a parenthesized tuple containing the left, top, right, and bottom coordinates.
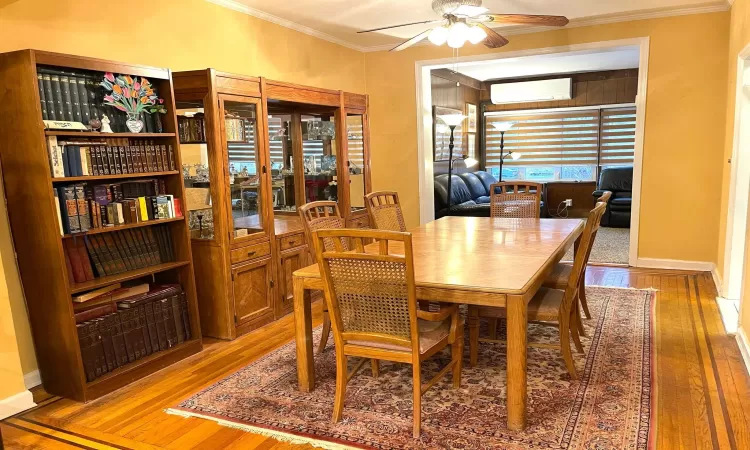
(37, 66, 163, 133)
(64, 224, 175, 283)
(47, 136, 175, 178)
(177, 114, 206, 143)
(54, 181, 177, 235)
(76, 284, 191, 382)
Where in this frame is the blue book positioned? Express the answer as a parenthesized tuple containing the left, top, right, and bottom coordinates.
(61, 146, 70, 177)
(72, 146, 82, 176)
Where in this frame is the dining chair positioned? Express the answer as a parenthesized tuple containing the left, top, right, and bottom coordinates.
(298, 201, 350, 354)
(468, 200, 608, 379)
(365, 191, 407, 232)
(543, 190, 612, 326)
(489, 181, 543, 218)
(313, 228, 464, 438)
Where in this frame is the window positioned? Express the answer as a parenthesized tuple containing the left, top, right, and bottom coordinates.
(483, 106, 636, 182)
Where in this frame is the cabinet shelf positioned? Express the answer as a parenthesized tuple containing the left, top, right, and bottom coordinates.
(45, 131, 176, 138)
(70, 261, 191, 295)
(63, 217, 184, 239)
(52, 171, 180, 183)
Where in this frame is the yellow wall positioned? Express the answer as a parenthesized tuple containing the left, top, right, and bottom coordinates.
(722, 0, 750, 336)
(0, 0, 366, 381)
(365, 12, 729, 263)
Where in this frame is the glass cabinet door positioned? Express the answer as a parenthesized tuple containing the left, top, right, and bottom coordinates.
(346, 114, 367, 211)
(176, 96, 216, 240)
(302, 115, 338, 204)
(219, 95, 267, 240)
(268, 114, 296, 212)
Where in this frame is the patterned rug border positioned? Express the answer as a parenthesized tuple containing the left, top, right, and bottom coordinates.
(167, 287, 659, 450)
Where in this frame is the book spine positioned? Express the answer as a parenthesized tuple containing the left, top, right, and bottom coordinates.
(83, 236, 105, 277)
(58, 73, 74, 122)
(180, 292, 191, 341)
(77, 324, 97, 382)
(49, 71, 66, 121)
(75, 238, 95, 281)
(61, 186, 80, 233)
(171, 295, 185, 345)
(110, 314, 129, 367)
(37, 72, 48, 120)
(74, 185, 90, 232)
(67, 72, 82, 123)
(74, 74, 92, 124)
(46, 136, 65, 178)
(41, 72, 57, 121)
(64, 239, 86, 283)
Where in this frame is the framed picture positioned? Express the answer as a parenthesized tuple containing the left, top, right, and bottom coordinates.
(466, 103, 477, 133)
(467, 133, 476, 159)
(432, 106, 465, 161)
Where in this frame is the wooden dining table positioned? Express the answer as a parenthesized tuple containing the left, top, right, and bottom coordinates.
(291, 216, 584, 431)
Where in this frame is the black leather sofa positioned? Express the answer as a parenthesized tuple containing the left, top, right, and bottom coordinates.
(593, 166, 632, 227)
(434, 171, 497, 219)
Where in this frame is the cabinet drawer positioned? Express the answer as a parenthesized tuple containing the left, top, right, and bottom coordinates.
(279, 233, 305, 251)
(230, 241, 271, 265)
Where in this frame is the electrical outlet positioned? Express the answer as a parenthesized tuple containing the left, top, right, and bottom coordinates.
(565, 199, 573, 207)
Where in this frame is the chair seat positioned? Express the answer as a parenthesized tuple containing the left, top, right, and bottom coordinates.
(476, 288, 562, 322)
(543, 263, 572, 290)
(348, 317, 462, 354)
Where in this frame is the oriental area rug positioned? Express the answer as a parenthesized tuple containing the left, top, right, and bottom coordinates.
(168, 287, 655, 449)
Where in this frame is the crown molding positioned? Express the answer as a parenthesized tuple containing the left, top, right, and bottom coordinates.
(207, 0, 729, 54)
(206, 0, 369, 51)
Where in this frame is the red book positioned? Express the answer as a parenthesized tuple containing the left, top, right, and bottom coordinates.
(75, 238, 95, 281)
(173, 198, 183, 218)
(64, 247, 75, 283)
(64, 239, 86, 283)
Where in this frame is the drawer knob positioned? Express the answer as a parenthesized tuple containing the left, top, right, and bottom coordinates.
(288, 240, 296, 246)
(248, 251, 256, 257)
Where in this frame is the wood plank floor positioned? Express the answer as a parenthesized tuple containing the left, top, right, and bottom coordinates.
(2, 266, 749, 449)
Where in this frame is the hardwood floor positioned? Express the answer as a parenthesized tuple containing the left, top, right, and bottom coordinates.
(2, 266, 749, 449)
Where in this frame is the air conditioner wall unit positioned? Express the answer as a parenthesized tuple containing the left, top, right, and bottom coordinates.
(491, 78, 573, 104)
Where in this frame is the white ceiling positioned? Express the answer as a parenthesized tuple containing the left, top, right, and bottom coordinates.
(449, 47, 640, 81)
(209, 0, 729, 51)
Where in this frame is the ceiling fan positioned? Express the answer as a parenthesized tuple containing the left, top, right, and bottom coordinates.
(358, 0, 569, 52)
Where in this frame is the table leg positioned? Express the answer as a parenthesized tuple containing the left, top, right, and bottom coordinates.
(506, 294, 528, 431)
(468, 306, 479, 367)
(293, 276, 314, 392)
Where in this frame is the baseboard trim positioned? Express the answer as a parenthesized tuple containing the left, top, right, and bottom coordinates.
(737, 327, 750, 376)
(0, 390, 36, 420)
(24, 370, 41, 389)
(711, 265, 723, 294)
(635, 258, 715, 272)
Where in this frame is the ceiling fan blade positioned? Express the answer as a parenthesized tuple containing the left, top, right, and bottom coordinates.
(391, 29, 433, 52)
(483, 14, 569, 27)
(476, 23, 509, 49)
(358, 19, 444, 34)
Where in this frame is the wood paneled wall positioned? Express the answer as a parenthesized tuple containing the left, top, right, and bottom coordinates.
(481, 69, 638, 112)
(431, 70, 483, 163)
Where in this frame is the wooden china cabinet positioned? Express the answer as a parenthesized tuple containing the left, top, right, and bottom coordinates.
(173, 70, 371, 339)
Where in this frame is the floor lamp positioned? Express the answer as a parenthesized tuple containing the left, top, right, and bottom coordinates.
(490, 121, 521, 181)
(437, 113, 468, 211)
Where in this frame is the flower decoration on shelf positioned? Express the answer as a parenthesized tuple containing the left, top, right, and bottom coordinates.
(100, 72, 167, 133)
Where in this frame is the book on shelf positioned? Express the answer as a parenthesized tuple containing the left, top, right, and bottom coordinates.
(75, 284, 191, 382)
(50, 138, 175, 178)
(73, 283, 122, 303)
(63, 224, 176, 278)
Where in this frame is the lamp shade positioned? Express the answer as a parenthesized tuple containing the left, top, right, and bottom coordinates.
(438, 114, 467, 127)
(491, 121, 516, 132)
(510, 152, 522, 160)
(464, 157, 479, 167)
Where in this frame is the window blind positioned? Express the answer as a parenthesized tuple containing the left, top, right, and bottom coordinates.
(484, 106, 636, 168)
(347, 115, 365, 168)
(227, 119, 257, 173)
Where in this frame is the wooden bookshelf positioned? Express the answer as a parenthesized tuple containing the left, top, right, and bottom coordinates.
(45, 131, 176, 138)
(62, 216, 184, 238)
(0, 49, 202, 402)
(52, 171, 180, 183)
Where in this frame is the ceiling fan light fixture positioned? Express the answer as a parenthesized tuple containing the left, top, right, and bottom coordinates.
(467, 25, 487, 44)
(447, 21, 469, 48)
(428, 26, 450, 45)
(452, 5, 489, 17)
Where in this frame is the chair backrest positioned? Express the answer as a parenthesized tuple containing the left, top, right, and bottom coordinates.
(314, 228, 418, 352)
(365, 191, 407, 232)
(560, 201, 608, 318)
(298, 201, 349, 257)
(597, 190, 612, 204)
(489, 182, 543, 218)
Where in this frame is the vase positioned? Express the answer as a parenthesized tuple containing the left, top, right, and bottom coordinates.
(125, 112, 144, 133)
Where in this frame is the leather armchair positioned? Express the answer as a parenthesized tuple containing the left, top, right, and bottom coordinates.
(434, 171, 497, 219)
(593, 166, 632, 227)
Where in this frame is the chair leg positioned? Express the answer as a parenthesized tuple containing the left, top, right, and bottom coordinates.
(332, 351, 348, 422)
(412, 363, 422, 438)
(579, 282, 591, 320)
(488, 318, 498, 340)
(452, 332, 463, 388)
(318, 313, 331, 354)
(468, 307, 480, 367)
(371, 359, 380, 378)
(559, 320, 577, 380)
(570, 309, 584, 354)
(575, 297, 586, 338)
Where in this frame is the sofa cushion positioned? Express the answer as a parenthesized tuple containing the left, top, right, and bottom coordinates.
(458, 173, 489, 198)
(476, 195, 490, 204)
(598, 167, 633, 192)
(610, 197, 632, 207)
(474, 171, 498, 193)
